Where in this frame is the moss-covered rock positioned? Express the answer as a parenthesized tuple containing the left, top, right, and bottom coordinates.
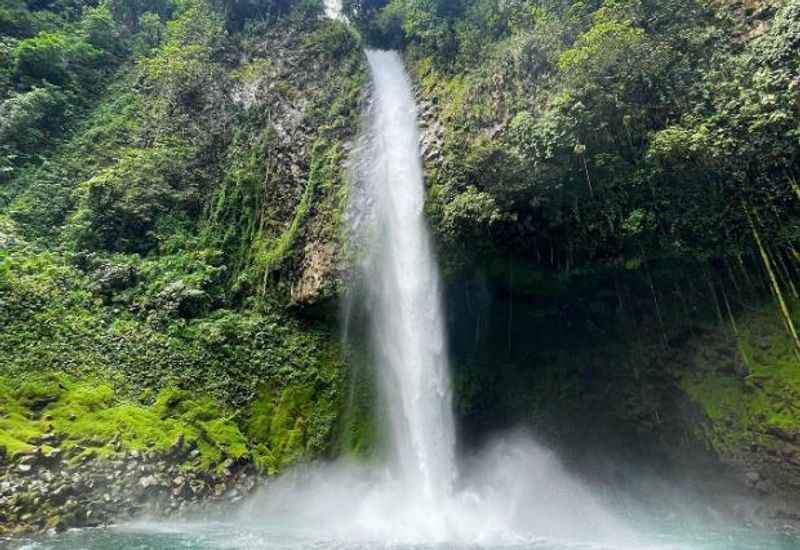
(680, 302, 800, 498)
(1, 376, 241, 467)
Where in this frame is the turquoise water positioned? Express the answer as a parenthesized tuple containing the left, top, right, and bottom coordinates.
(6, 521, 798, 550)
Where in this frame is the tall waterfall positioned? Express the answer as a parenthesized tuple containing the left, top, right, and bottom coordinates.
(356, 50, 456, 499)
(239, 38, 632, 550)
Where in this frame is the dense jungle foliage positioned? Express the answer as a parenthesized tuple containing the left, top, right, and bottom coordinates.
(344, 0, 800, 283)
(0, 0, 370, 471)
(336, 0, 800, 465)
(2, 0, 800, 495)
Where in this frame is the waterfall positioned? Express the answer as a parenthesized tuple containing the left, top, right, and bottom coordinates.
(354, 50, 456, 499)
(238, 35, 633, 550)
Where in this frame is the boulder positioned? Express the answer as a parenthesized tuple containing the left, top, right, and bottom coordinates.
(745, 471, 761, 485)
(168, 434, 186, 459)
(138, 475, 159, 491)
(767, 426, 797, 443)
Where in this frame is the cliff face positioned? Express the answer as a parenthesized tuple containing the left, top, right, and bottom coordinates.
(0, 1, 369, 535)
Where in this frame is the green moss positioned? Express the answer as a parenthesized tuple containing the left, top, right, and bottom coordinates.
(680, 302, 800, 456)
(201, 418, 248, 463)
(230, 58, 273, 83)
(0, 374, 251, 469)
(244, 384, 318, 474)
(331, 347, 378, 458)
(242, 341, 349, 474)
(0, 388, 40, 456)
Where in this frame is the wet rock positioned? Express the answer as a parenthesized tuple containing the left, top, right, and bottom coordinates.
(424, 149, 440, 162)
(138, 475, 159, 490)
(29, 395, 58, 412)
(35, 433, 61, 446)
(767, 426, 797, 443)
(46, 515, 67, 533)
(80, 450, 97, 464)
(781, 444, 800, 462)
(156, 281, 209, 319)
(190, 479, 206, 496)
(169, 435, 186, 458)
(745, 471, 761, 485)
(91, 264, 138, 300)
(49, 484, 71, 505)
(18, 453, 39, 466)
(43, 447, 62, 461)
(1, 410, 268, 536)
(240, 474, 256, 493)
(78, 438, 105, 448)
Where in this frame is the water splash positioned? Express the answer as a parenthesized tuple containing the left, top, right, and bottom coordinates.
(238, 433, 635, 546)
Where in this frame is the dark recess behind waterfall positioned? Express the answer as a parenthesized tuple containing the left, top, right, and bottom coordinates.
(439, 256, 746, 496)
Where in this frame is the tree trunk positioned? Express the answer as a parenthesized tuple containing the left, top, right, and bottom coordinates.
(724, 257, 743, 298)
(643, 259, 667, 350)
(707, 275, 724, 326)
(745, 204, 800, 358)
(720, 284, 750, 368)
(789, 173, 800, 203)
(774, 248, 799, 299)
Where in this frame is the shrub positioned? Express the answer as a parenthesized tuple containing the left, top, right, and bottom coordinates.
(0, 85, 68, 165)
(81, 3, 121, 53)
(107, 0, 175, 29)
(304, 19, 359, 59)
(70, 145, 197, 253)
(132, 11, 167, 55)
(14, 31, 101, 85)
(0, 0, 32, 38)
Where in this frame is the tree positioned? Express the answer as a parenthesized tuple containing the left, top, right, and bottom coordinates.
(14, 31, 101, 85)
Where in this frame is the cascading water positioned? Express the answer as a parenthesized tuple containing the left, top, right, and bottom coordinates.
(356, 49, 456, 500)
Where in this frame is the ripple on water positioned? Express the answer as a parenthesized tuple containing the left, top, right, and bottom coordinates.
(4, 522, 798, 550)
